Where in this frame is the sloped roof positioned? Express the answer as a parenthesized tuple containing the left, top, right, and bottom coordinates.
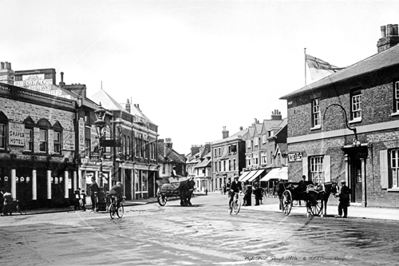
(277, 143, 288, 154)
(212, 128, 249, 145)
(90, 89, 144, 119)
(280, 44, 399, 99)
(261, 119, 284, 134)
(195, 157, 211, 168)
(274, 118, 287, 135)
(157, 142, 186, 164)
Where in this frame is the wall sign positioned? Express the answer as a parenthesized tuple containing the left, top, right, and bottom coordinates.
(79, 118, 85, 154)
(8, 122, 25, 146)
(63, 130, 75, 151)
(288, 152, 303, 162)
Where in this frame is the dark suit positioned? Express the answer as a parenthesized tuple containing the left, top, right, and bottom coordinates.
(338, 185, 351, 217)
(229, 181, 242, 205)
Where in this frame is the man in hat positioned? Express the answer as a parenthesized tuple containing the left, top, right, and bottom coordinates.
(336, 180, 351, 218)
(229, 176, 242, 208)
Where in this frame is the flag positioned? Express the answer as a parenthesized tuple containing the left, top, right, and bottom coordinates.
(306, 54, 344, 82)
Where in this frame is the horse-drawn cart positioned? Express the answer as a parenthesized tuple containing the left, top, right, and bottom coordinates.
(156, 178, 195, 206)
(281, 182, 324, 217)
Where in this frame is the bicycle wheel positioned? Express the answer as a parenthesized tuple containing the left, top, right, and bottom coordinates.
(229, 201, 235, 215)
(117, 203, 124, 218)
(232, 200, 241, 215)
(109, 203, 116, 219)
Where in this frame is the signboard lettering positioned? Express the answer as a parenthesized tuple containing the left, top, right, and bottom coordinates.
(9, 122, 25, 146)
(63, 130, 75, 151)
(288, 152, 303, 162)
(79, 118, 85, 153)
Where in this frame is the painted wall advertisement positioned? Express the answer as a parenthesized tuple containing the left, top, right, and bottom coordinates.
(63, 130, 75, 151)
(8, 122, 25, 146)
(14, 73, 61, 95)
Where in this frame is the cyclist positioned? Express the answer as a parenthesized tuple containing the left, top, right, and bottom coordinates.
(109, 182, 123, 208)
(229, 176, 242, 208)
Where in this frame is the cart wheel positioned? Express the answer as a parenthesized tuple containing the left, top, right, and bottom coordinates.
(282, 190, 292, 216)
(308, 199, 323, 216)
(158, 195, 167, 206)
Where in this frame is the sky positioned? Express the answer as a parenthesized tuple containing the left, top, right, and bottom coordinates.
(2, 0, 399, 154)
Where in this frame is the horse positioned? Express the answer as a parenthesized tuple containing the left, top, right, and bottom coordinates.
(306, 181, 338, 217)
(178, 179, 195, 206)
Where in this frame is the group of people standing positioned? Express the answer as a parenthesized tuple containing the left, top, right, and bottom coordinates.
(225, 177, 264, 207)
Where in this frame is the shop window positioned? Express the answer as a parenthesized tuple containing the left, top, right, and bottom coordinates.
(53, 131, 61, 154)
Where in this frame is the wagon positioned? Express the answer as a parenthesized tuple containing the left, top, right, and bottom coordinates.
(281, 182, 324, 217)
(156, 181, 180, 206)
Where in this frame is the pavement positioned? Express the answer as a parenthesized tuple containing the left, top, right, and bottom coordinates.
(3, 192, 399, 221)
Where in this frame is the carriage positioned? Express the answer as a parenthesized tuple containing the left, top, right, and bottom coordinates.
(156, 178, 195, 206)
(280, 181, 326, 217)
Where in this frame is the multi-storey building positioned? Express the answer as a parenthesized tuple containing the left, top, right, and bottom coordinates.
(280, 24, 399, 208)
(193, 144, 211, 192)
(0, 65, 77, 208)
(90, 90, 159, 199)
(212, 127, 247, 191)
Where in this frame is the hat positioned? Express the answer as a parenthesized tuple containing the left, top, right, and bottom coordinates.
(234, 176, 239, 179)
(341, 180, 346, 184)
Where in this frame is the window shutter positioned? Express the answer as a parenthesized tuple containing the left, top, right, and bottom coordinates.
(323, 155, 331, 182)
(302, 157, 308, 178)
(380, 150, 388, 189)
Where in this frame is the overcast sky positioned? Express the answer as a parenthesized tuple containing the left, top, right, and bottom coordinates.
(2, 0, 398, 153)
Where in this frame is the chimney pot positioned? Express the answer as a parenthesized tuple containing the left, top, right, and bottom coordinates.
(393, 24, 398, 35)
(0, 62, 4, 69)
(381, 25, 387, 37)
(61, 72, 64, 82)
(387, 24, 393, 36)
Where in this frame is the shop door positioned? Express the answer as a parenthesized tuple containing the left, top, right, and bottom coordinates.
(350, 157, 362, 203)
(148, 172, 154, 198)
(125, 169, 132, 200)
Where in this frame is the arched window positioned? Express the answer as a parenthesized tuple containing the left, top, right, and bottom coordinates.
(53, 121, 63, 154)
(23, 116, 35, 152)
(0, 111, 9, 150)
(37, 118, 51, 153)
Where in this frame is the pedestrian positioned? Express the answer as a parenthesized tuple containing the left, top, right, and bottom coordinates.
(253, 182, 263, 206)
(244, 181, 252, 206)
(90, 177, 99, 212)
(2, 190, 13, 216)
(80, 189, 86, 211)
(74, 188, 81, 210)
(336, 180, 351, 218)
(277, 179, 285, 210)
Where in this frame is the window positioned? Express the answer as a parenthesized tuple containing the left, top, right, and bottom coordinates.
(246, 155, 252, 167)
(254, 138, 259, 146)
(394, 81, 399, 113)
(262, 135, 267, 144)
(261, 152, 267, 165)
(24, 128, 33, 152)
(53, 131, 61, 154)
(351, 90, 362, 120)
(214, 148, 217, 157)
(39, 129, 47, 152)
(223, 160, 226, 171)
(312, 98, 321, 128)
(390, 149, 399, 188)
(0, 123, 5, 150)
(218, 148, 221, 156)
(214, 162, 218, 172)
(310, 156, 324, 184)
(247, 140, 251, 149)
(268, 131, 274, 137)
(127, 136, 131, 156)
(231, 144, 237, 153)
(253, 153, 259, 165)
(233, 159, 236, 170)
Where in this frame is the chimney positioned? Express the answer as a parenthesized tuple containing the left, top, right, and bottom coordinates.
(59, 72, 65, 86)
(271, 109, 282, 120)
(0, 61, 14, 85)
(125, 99, 131, 113)
(222, 126, 229, 139)
(240, 126, 243, 130)
(377, 24, 399, 52)
(165, 138, 173, 149)
(191, 145, 200, 156)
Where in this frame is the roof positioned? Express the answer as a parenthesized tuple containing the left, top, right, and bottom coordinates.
(157, 142, 186, 164)
(212, 128, 248, 145)
(194, 157, 211, 168)
(280, 44, 399, 99)
(261, 119, 284, 134)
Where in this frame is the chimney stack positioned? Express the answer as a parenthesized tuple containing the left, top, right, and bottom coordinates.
(165, 138, 173, 149)
(271, 109, 282, 120)
(59, 72, 65, 86)
(377, 23, 399, 52)
(0, 61, 14, 85)
(222, 126, 229, 139)
(126, 99, 131, 113)
(191, 145, 200, 156)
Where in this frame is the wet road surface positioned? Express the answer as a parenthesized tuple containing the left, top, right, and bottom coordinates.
(0, 193, 397, 265)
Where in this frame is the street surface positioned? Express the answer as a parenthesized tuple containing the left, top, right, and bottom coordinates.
(0, 193, 397, 266)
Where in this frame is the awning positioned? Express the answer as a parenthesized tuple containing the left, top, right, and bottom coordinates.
(238, 171, 250, 182)
(260, 167, 288, 182)
(241, 170, 257, 182)
(247, 169, 265, 182)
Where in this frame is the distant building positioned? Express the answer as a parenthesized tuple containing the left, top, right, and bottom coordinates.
(157, 138, 186, 183)
(280, 24, 399, 208)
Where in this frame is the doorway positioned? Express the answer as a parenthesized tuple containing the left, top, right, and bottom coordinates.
(350, 157, 362, 203)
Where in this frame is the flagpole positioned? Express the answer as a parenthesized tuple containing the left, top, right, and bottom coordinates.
(304, 48, 307, 86)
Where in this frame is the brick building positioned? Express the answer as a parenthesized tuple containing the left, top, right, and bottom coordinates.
(0, 78, 76, 208)
(280, 24, 399, 208)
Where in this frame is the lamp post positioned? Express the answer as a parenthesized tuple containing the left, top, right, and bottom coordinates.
(94, 103, 106, 188)
(323, 103, 360, 147)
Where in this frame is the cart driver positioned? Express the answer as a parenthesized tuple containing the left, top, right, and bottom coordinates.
(229, 176, 242, 207)
(109, 182, 123, 207)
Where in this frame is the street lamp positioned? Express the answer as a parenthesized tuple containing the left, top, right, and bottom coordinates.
(323, 103, 360, 147)
(94, 103, 106, 188)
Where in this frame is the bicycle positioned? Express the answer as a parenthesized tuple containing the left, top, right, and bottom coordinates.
(229, 192, 242, 215)
(109, 195, 124, 219)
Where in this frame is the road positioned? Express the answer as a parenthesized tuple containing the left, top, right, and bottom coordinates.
(0, 192, 397, 266)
